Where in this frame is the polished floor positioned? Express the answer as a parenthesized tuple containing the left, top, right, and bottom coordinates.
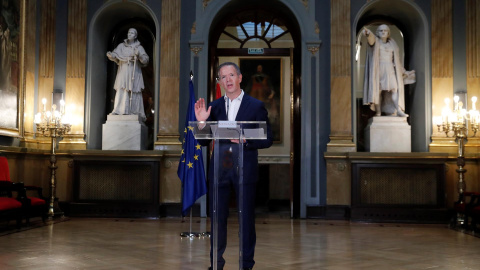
(0, 214, 479, 270)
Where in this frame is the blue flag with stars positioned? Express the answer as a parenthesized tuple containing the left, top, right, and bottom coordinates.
(177, 79, 207, 216)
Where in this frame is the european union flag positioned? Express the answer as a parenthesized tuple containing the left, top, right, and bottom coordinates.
(177, 79, 207, 216)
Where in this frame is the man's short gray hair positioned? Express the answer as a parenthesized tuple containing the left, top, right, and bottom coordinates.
(217, 62, 242, 78)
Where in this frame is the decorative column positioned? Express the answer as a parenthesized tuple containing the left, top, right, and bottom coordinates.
(37, 0, 56, 151)
(325, 0, 353, 215)
(62, 0, 87, 150)
(467, 1, 480, 109)
(327, 0, 355, 152)
(429, 0, 455, 153)
(21, 0, 37, 146)
(155, 0, 182, 151)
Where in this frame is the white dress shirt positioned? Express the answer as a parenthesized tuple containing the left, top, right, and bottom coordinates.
(225, 90, 244, 121)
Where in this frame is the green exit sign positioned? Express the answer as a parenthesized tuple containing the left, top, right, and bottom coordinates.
(248, 48, 264, 54)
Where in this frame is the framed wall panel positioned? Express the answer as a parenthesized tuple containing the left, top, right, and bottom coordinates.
(0, 0, 25, 137)
(240, 58, 282, 143)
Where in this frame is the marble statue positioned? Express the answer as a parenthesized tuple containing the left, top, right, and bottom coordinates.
(363, 24, 415, 117)
(106, 28, 149, 120)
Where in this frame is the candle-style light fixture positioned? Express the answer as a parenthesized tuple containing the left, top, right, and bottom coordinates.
(34, 97, 71, 218)
(434, 95, 479, 206)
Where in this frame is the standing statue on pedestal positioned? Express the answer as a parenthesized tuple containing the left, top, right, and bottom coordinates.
(363, 24, 415, 117)
(106, 28, 149, 120)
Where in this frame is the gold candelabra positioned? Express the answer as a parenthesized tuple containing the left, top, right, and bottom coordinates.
(34, 98, 71, 218)
(434, 95, 479, 204)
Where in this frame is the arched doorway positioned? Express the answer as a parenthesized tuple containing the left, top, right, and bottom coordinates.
(208, 3, 302, 217)
(86, 1, 159, 149)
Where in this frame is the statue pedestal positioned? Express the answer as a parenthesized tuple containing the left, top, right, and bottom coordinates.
(102, 115, 147, 150)
(365, 116, 411, 152)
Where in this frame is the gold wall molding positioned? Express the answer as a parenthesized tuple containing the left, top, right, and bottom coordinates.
(22, 0, 37, 140)
(59, 134, 87, 150)
(467, 0, 480, 100)
(432, 0, 453, 78)
(467, 0, 480, 79)
(307, 44, 319, 55)
(67, 0, 86, 79)
(156, 0, 181, 150)
(39, 0, 56, 80)
(14, 0, 27, 140)
(430, 0, 453, 148)
(65, 0, 87, 149)
(190, 45, 203, 56)
(331, 0, 350, 77)
(327, 135, 355, 152)
(38, 0, 56, 141)
(329, 0, 354, 152)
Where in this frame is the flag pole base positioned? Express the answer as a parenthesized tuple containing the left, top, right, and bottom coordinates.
(180, 232, 201, 238)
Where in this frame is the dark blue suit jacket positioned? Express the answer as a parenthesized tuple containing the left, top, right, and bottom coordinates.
(199, 94, 273, 184)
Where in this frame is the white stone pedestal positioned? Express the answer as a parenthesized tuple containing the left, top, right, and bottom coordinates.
(365, 116, 411, 152)
(102, 115, 147, 150)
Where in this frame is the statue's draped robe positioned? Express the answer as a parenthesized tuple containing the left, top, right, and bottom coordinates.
(109, 39, 149, 119)
(363, 37, 405, 112)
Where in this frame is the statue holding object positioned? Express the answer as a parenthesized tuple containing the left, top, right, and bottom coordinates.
(363, 24, 415, 117)
(106, 28, 149, 121)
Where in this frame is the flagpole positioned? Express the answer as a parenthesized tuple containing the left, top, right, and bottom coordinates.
(178, 71, 208, 239)
(180, 209, 200, 238)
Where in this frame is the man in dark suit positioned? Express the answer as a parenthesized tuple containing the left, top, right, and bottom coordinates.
(195, 62, 273, 270)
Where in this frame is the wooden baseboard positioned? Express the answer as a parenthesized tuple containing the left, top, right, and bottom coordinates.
(306, 205, 350, 220)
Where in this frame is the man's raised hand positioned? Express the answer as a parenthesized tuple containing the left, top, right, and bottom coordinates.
(194, 98, 211, 121)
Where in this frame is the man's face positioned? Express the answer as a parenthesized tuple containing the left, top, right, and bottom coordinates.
(219, 65, 242, 96)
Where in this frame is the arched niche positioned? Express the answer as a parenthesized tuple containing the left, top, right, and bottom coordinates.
(85, 1, 159, 149)
(352, 0, 431, 152)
